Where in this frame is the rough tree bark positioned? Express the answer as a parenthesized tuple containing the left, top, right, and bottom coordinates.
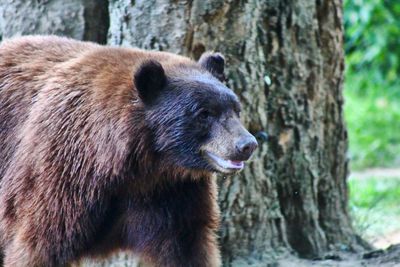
(0, 0, 109, 44)
(0, 0, 368, 266)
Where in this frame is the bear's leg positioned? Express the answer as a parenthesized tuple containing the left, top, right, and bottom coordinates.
(1, 217, 77, 267)
(165, 229, 221, 267)
(128, 224, 219, 267)
(0, 248, 3, 267)
(121, 210, 221, 267)
(2, 238, 49, 267)
(120, 179, 221, 266)
(0, 238, 4, 266)
(150, 226, 221, 267)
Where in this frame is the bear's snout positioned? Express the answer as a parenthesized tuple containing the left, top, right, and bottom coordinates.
(235, 135, 258, 161)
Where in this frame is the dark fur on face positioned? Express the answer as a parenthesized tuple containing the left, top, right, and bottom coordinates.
(135, 60, 257, 174)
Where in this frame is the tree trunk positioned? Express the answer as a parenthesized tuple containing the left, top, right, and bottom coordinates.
(0, 0, 109, 44)
(0, 0, 368, 266)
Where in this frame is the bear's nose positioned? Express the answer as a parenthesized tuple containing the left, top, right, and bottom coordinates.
(235, 136, 258, 160)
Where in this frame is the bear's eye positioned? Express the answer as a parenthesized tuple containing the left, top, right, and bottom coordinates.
(198, 110, 212, 120)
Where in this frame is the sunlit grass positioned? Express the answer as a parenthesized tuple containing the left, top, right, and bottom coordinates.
(348, 176, 400, 247)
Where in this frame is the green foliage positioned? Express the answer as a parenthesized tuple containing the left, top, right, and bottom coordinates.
(344, 83, 400, 169)
(349, 177, 400, 208)
(349, 176, 400, 244)
(344, 0, 400, 84)
(344, 0, 400, 169)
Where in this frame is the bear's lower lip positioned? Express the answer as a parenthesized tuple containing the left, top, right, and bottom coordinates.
(205, 152, 244, 170)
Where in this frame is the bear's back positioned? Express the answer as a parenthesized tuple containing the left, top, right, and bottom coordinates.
(0, 36, 94, 177)
(0, 35, 196, 181)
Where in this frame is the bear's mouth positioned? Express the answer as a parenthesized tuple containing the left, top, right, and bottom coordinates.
(204, 151, 244, 173)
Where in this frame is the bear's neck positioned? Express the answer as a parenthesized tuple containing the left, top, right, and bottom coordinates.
(122, 120, 213, 194)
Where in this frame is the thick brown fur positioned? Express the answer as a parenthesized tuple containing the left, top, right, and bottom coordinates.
(0, 36, 221, 267)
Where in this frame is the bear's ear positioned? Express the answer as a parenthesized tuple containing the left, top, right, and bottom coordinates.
(198, 52, 226, 82)
(134, 60, 167, 105)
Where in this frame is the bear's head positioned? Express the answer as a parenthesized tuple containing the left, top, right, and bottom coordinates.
(134, 52, 258, 174)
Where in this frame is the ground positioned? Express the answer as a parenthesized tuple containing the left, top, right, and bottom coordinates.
(288, 168, 400, 267)
(278, 168, 400, 266)
(349, 168, 400, 250)
(277, 244, 400, 267)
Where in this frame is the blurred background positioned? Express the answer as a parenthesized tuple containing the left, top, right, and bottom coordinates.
(344, 0, 400, 249)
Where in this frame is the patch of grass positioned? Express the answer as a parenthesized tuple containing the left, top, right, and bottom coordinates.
(349, 176, 400, 244)
(344, 72, 400, 170)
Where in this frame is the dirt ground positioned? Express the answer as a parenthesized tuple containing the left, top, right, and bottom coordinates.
(274, 168, 400, 267)
(300, 168, 400, 267)
(350, 167, 400, 251)
(276, 244, 400, 267)
(374, 231, 400, 249)
(350, 168, 400, 180)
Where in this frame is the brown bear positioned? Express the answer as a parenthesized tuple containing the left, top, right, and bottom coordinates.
(0, 36, 258, 267)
